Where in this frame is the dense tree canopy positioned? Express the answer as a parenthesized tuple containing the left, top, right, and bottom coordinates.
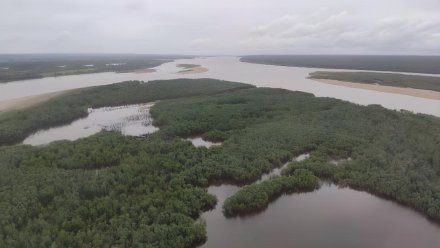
(0, 79, 439, 247)
(223, 169, 319, 216)
(0, 79, 252, 145)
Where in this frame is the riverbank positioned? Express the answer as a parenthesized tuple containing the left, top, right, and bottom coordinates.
(0, 90, 68, 113)
(312, 78, 440, 100)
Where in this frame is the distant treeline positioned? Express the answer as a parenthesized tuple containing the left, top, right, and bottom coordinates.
(309, 71, 440, 92)
(0, 54, 193, 82)
(241, 55, 440, 74)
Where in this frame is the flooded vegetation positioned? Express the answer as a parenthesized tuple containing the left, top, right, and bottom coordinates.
(23, 103, 158, 145)
(187, 137, 222, 148)
(0, 79, 251, 146)
(258, 153, 310, 182)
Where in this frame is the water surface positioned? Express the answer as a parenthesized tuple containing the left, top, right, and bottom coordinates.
(23, 103, 157, 145)
(200, 183, 440, 248)
(1, 57, 439, 116)
(199, 153, 440, 247)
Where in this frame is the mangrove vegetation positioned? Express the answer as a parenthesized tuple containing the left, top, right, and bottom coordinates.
(0, 79, 439, 247)
(0, 79, 252, 145)
(223, 169, 320, 216)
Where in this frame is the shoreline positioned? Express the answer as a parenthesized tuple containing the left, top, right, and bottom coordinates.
(0, 91, 68, 113)
(311, 78, 440, 100)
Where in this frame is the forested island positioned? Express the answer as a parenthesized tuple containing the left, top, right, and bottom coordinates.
(241, 55, 440, 74)
(0, 79, 439, 247)
(223, 170, 320, 216)
(309, 71, 440, 92)
(0, 54, 192, 82)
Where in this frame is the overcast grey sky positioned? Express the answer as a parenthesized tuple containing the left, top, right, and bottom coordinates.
(1, 0, 439, 55)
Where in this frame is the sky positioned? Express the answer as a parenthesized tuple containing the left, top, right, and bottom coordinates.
(1, 0, 439, 55)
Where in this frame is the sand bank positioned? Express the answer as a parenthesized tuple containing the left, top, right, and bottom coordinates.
(312, 79, 440, 100)
(0, 91, 67, 113)
(177, 66, 208, 75)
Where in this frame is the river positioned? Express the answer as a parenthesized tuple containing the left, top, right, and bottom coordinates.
(198, 153, 440, 248)
(199, 183, 440, 248)
(2, 57, 440, 247)
(0, 57, 439, 116)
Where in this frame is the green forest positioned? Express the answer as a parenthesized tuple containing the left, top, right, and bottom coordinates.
(0, 79, 439, 247)
(0, 79, 252, 145)
(309, 71, 440, 92)
(223, 169, 319, 216)
(0, 54, 191, 82)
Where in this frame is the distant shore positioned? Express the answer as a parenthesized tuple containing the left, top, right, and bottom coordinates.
(130, 68, 157, 74)
(0, 91, 67, 112)
(312, 78, 440, 100)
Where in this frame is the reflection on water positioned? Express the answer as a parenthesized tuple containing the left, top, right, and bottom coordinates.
(187, 137, 222, 148)
(200, 183, 440, 248)
(199, 153, 440, 248)
(23, 103, 158, 145)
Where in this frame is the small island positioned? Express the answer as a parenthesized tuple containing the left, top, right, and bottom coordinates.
(177, 64, 209, 74)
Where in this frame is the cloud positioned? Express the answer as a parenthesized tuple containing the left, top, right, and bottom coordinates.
(0, 0, 439, 54)
(241, 9, 440, 54)
(190, 38, 211, 46)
